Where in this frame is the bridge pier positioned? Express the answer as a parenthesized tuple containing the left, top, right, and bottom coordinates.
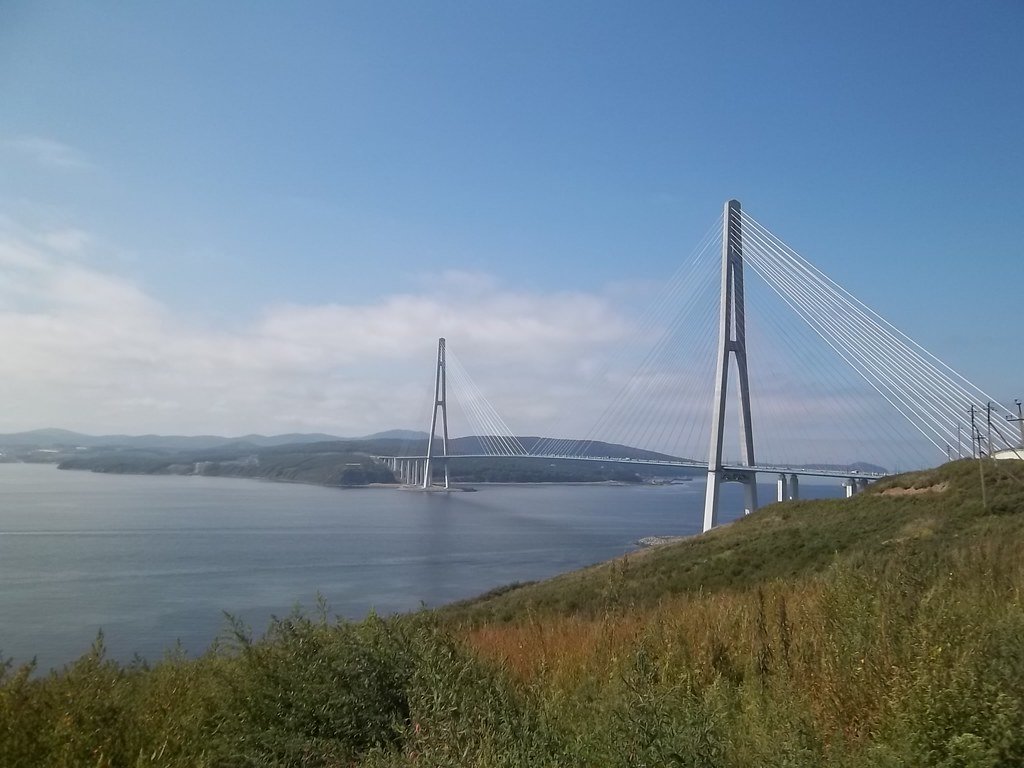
(844, 477, 870, 496)
(789, 474, 799, 500)
(704, 471, 721, 531)
(844, 476, 872, 496)
(705, 468, 758, 530)
(777, 473, 788, 502)
(745, 476, 757, 516)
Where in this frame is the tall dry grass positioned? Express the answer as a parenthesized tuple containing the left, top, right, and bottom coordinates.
(463, 534, 1024, 766)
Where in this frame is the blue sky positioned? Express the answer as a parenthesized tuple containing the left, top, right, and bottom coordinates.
(0, 1, 1021, 461)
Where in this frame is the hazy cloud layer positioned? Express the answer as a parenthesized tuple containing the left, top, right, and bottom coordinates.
(0, 226, 634, 439)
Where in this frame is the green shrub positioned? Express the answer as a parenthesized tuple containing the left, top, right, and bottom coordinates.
(213, 610, 416, 765)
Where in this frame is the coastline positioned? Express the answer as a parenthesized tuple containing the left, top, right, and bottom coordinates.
(51, 461, 681, 492)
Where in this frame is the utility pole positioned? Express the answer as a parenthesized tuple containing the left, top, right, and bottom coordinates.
(969, 405, 978, 458)
(986, 401, 993, 456)
(973, 420, 988, 510)
(1007, 399, 1024, 447)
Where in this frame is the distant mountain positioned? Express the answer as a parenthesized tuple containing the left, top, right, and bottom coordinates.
(792, 461, 889, 475)
(0, 428, 92, 447)
(0, 428, 888, 478)
(359, 429, 429, 441)
(514, 436, 689, 463)
(232, 433, 349, 447)
(0, 429, 349, 451)
(50, 433, 697, 487)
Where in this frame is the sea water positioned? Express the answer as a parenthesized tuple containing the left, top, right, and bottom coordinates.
(0, 463, 845, 671)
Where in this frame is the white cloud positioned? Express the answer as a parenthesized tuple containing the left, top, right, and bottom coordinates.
(0, 225, 635, 439)
(3, 136, 94, 171)
(36, 228, 93, 254)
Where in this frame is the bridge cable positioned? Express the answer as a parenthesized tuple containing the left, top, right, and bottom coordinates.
(739, 212, 1016, 457)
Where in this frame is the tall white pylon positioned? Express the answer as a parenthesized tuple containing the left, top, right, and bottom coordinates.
(703, 200, 758, 531)
(423, 337, 450, 489)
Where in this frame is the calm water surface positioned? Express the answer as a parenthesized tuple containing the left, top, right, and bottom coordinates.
(0, 463, 845, 671)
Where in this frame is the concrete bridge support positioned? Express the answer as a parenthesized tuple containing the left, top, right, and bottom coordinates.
(844, 477, 871, 497)
(777, 473, 788, 502)
(771, 473, 808, 502)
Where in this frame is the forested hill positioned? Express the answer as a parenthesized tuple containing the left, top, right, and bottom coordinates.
(46, 436, 695, 486)
(6, 429, 883, 485)
(56, 442, 396, 487)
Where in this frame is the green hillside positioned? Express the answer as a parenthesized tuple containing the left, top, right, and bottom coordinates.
(2, 459, 1022, 766)
(446, 458, 1024, 622)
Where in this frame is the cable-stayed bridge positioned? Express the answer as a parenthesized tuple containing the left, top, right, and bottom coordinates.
(377, 200, 1023, 532)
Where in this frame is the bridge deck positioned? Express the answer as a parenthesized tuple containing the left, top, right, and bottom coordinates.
(378, 453, 887, 480)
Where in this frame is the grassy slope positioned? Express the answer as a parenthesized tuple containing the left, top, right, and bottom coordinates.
(446, 460, 1024, 766)
(445, 459, 1024, 623)
(2, 459, 1023, 767)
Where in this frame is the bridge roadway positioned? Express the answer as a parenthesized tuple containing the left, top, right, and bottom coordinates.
(378, 453, 887, 481)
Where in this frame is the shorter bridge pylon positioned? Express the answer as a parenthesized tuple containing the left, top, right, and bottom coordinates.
(423, 337, 450, 489)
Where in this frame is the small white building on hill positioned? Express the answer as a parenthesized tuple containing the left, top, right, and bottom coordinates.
(992, 447, 1024, 461)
